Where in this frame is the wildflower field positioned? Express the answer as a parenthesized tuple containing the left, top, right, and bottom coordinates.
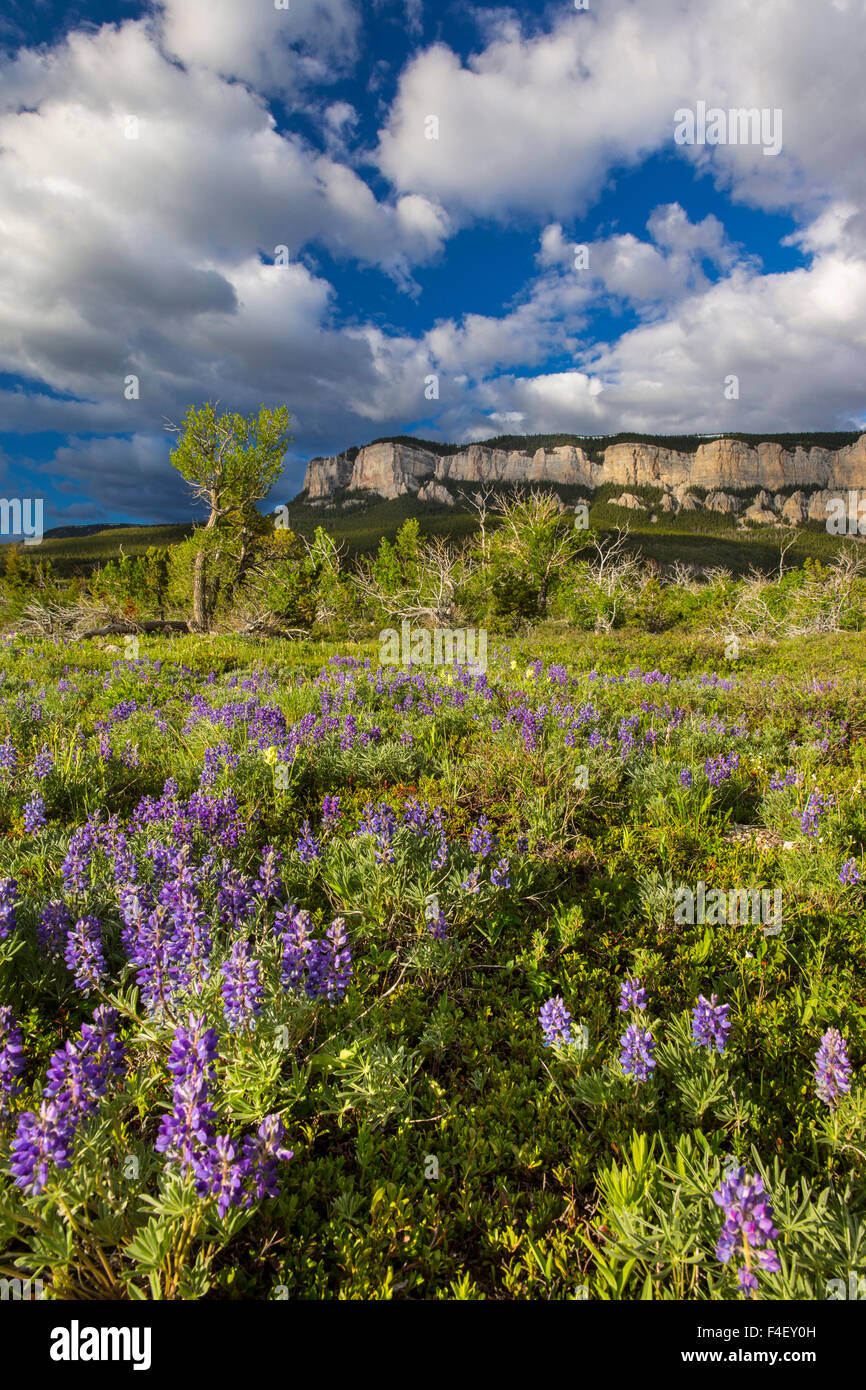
(0, 626, 864, 1303)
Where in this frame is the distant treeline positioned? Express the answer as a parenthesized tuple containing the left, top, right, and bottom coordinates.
(321, 429, 863, 464)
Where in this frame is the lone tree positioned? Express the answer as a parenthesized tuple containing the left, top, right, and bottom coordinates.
(166, 403, 291, 631)
(489, 487, 589, 616)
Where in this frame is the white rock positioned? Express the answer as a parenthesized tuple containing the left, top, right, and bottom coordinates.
(417, 481, 455, 506)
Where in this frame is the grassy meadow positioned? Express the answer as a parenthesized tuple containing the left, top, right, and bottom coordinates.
(0, 613, 863, 1300)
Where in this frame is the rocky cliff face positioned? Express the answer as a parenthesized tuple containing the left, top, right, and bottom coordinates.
(433, 443, 601, 489)
(600, 437, 866, 491)
(302, 434, 866, 501)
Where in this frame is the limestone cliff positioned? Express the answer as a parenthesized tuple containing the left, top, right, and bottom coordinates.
(302, 434, 866, 501)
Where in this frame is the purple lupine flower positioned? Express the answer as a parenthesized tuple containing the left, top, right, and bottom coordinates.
(705, 752, 740, 787)
(78, 1006, 125, 1090)
(321, 795, 341, 828)
(617, 715, 639, 759)
(183, 789, 245, 849)
(426, 909, 448, 940)
(0, 738, 18, 775)
(339, 714, 358, 750)
(296, 819, 321, 864)
(469, 815, 497, 857)
(193, 1134, 248, 1218)
(430, 807, 449, 870)
(797, 788, 832, 837)
(402, 798, 432, 834)
(119, 882, 152, 938)
(36, 899, 70, 957)
(113, 834, 138, 886)
(692, 994, 732, 1053)
(64, 915, 106, 992)
(23, 793, 47, 833)
(215, 866, 254, 927)
(460, 867, 481, 894)
(120, 740, 139, 769)
(44, 1010, 124, 1120)
(61, 825, 94, 893)
(356, 801, 398, 864)
(126, 903, 190, 1014)
(679, 768, 693, 788)
(10, 1007, 124, 1193)
(161, 876, 210, 980)
(9, 1100, 74, 1194)
(274, 908, 350, 1003)
(618, 977, 648, 1012)
(769, 768, 798, 791)
(242, 1113, 293, 1201)
(43, 1041, 98, 1123)
(252, 845, 283, 903)
(490, 857, 511, 888)
(307, 917, 352, 1004)
(0, 1005, 25, 1117)
(619, 1023, 656, 1081)
(0, 878, 18, 940)
(539, 996, 573, 1048)
(33, 746, 53, 779)
(155, 1014, 218, 1174)
(199, 742, 240, 789)
(814, 1028, 852, 1108)
(516, 834, 529, 854)
(220, 939, 264, 1031)
(839, 858, 861, 886)
(106, 699, 138, 724)
(275, 905, 315, 992)
(324, 916, 352, 1002)
(713, 1166, 781, 1298)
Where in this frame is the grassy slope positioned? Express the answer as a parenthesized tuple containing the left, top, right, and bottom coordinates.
(13, 469, 862, 578)
(12, 524, 193, 576)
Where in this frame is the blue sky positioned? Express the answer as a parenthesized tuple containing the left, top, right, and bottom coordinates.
(0, 0, 864, 526)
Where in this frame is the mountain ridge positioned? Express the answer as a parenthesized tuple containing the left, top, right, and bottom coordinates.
(301, 431, 866, 503)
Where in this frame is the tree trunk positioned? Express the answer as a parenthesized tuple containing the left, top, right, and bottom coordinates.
(81, 620, 191, 638)
(192, 497, 218, 632)
(192, 546, 208, 631)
